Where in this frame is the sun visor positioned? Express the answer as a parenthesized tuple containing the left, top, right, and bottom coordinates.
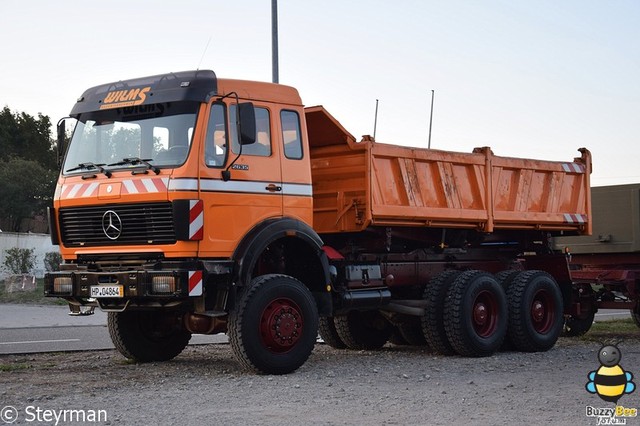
(70, 70, 218, 117)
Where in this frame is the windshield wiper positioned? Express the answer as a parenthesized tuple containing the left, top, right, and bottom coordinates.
(65, 162, 112, 178)
(107, 157, 160, 175)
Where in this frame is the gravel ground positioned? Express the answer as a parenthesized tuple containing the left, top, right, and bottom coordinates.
(2, 335, 640, 426)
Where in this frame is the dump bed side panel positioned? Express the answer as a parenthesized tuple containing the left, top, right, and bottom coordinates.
(369, 145, 591, 233)
(490, 151, 591, 232)
(370, 145, 489, 228)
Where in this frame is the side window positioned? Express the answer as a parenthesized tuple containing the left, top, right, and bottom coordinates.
(281, 110, 303, 160)
(230, 106, 271, 157)
(205, 103, 227, 167)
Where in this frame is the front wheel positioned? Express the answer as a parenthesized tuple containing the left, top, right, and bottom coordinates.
(108, 310, 191, 362)
(228, 274, 319, 375)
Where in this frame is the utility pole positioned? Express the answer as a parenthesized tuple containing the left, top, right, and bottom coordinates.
(428, 90, 434, 149)
(271, 0, 279, 83)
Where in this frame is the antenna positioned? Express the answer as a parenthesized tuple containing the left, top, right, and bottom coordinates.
(196, 37, 212, 70)
(428, 90, 434, 149)
(373, 99, 379, 140)
(272, 0, 279, 83)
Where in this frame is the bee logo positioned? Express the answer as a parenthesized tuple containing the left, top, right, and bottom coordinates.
(586, 344, 635, 403)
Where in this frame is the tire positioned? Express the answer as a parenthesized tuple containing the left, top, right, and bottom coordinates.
(108, 310, 191, 362)
(506, 270, 564, 352)
(563, 283, 596, 337)
(495, 269, 520, 291)
(495, 269, 522, 349)
(444, 270, 507, 357)
(564, 312, 595, 336)
(388, 327, 409, 346)
(228, 274, 319, 375)
(398, 318, 430, 347)
(318, 316, 347, 349)
(334, 310, 391, 350)
(632, 304, 640, 329)
(421, 270, 461, 355)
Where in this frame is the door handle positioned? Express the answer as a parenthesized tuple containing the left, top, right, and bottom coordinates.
(265, 184, 282, 192)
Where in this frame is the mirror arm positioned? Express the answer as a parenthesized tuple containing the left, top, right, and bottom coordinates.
(56, 117, 70, 167)
(222, 93, 243, 181)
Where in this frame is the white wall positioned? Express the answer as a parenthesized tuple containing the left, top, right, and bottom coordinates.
(0, 232, 57, 279)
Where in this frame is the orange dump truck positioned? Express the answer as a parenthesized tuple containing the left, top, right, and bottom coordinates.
(45, 70, 592, 374)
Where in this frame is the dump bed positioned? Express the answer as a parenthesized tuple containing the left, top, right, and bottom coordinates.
(306, 106, 592, 235)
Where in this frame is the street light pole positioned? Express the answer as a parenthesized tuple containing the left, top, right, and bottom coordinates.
(271, 0, 279, 83)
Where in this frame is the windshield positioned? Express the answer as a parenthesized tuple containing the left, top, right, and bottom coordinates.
(63, 102, 199, 174)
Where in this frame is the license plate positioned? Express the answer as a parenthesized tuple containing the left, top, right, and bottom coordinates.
(90, 285, 124, 298)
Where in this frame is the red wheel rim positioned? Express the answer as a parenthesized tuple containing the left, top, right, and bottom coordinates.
(472, 290, 498, 337)
(530, 289, 554, 333)
(259, 298, 304, 353)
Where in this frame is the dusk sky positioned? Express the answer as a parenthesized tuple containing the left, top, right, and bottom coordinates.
(1, 0, 638, 186)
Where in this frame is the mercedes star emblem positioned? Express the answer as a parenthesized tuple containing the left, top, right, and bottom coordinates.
(102, 210, 122, 240)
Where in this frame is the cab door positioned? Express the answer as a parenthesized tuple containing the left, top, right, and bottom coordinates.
(279, 108, 313, 226)
(198, 102, 283, 257)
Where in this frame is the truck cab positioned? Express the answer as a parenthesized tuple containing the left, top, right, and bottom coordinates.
(46, 70, 330, 374)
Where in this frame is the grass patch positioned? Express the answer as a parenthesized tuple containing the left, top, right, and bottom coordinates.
(0, 363, 32, 372)
(0, 279, 66, 305)
(580, 318, 639, 343)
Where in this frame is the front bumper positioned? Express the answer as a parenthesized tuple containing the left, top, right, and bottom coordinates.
(44, 267, 202, 311)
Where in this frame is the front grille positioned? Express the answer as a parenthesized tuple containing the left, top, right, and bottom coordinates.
(60, 202, 176, 246)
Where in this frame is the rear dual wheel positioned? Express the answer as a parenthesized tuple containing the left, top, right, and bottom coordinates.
(422, 270, 461, 354)
(444, 271, 508, 357)
(505, 271, 564, 352)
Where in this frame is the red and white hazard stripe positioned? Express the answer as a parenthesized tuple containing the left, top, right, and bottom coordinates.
(59, 178, 169, 199)
(561, 163, 586, 174)
(60, 182, 99, 199)
(188, 271, 203, 297)
(564, 213, 588, 224)
(189, 200, 204, 240)
(121, 178, 169, 194)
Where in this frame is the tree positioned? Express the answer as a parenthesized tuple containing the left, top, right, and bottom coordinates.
(0, 107, 58, 231)
(0, 106, 56, 169)
(0, 157, 57, 231)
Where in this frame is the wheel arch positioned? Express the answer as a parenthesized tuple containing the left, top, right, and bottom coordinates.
(232, 217, 332, 315)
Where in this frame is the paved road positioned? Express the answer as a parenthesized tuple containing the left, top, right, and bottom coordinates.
(0, 304, 227, 355)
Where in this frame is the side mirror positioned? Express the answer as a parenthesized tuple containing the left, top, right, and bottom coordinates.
(56, 118, 67, 166)
(238, 102, 256, 145)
